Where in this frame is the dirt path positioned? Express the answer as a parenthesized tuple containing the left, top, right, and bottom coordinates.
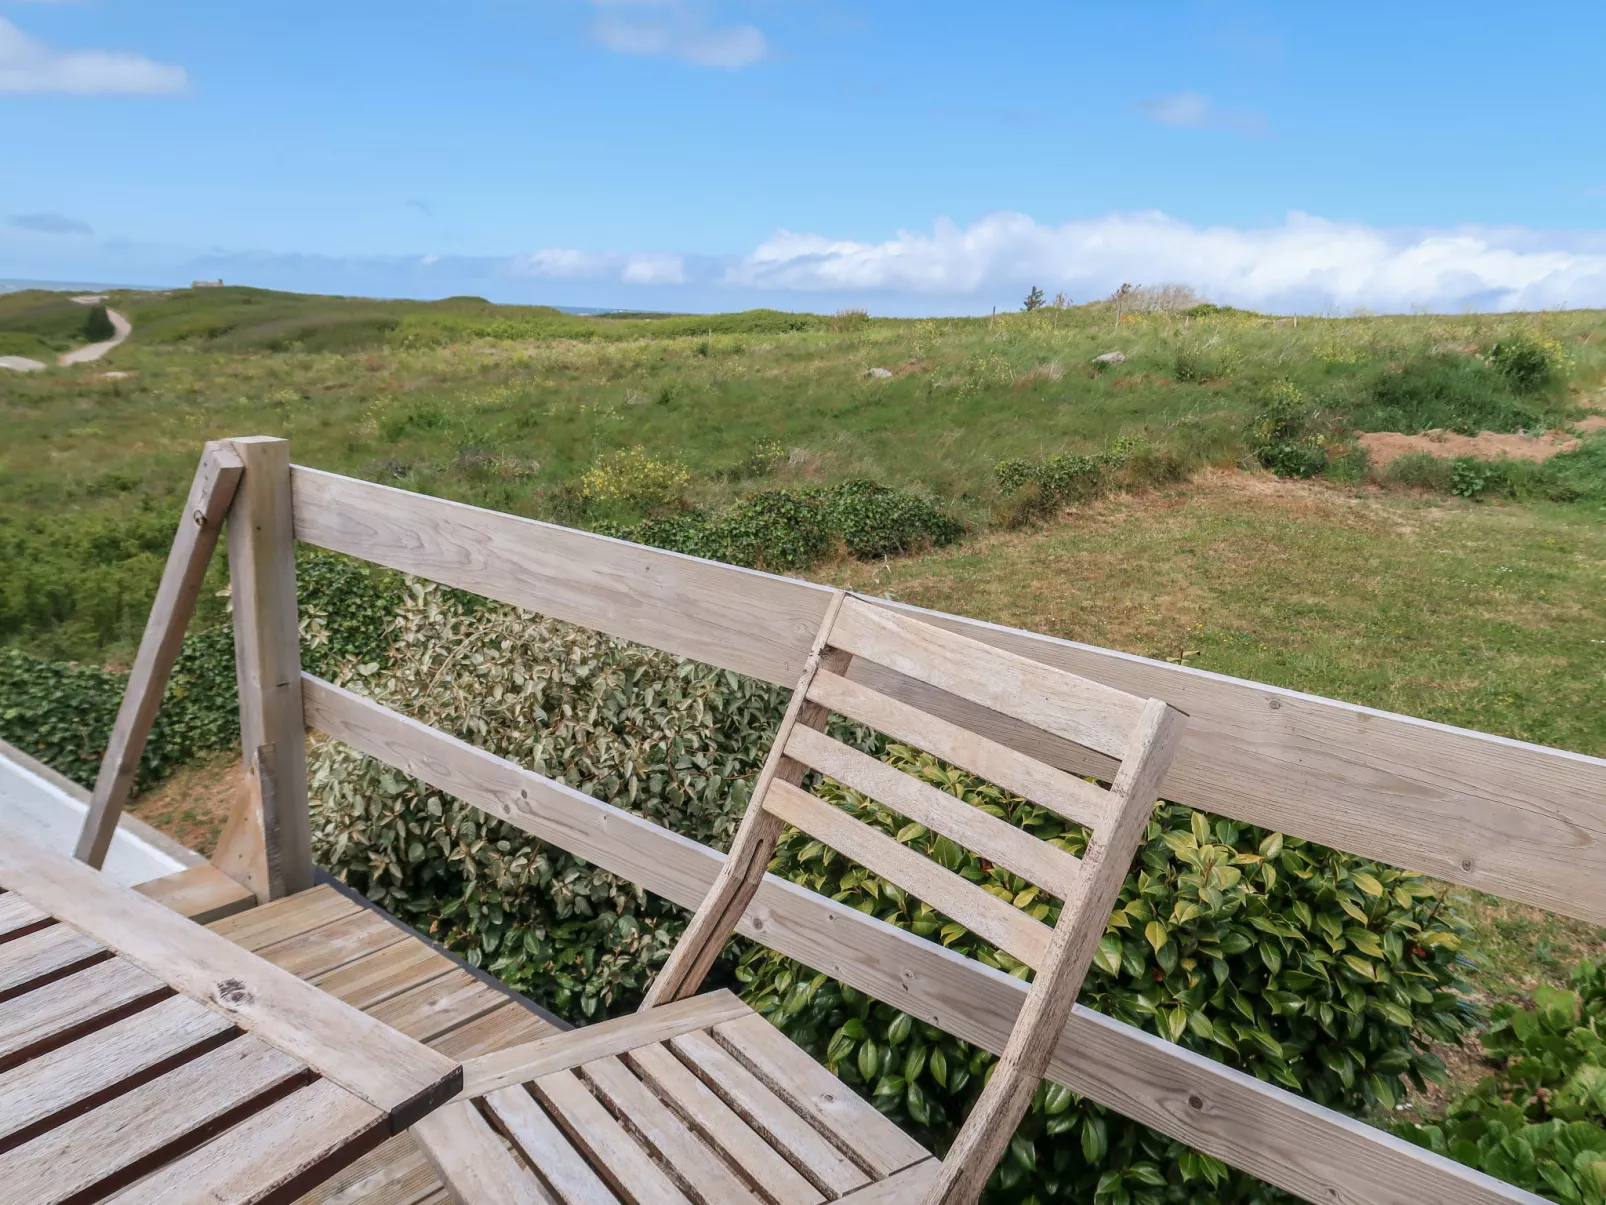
(58, 295, 131, 365)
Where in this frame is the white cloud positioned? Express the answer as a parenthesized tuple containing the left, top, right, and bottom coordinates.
(621, 252, 686, 284)
(510, 248, 608, 278)
(0, 17, 187, 94)
(1139, 91, 1266, 137)
(589, 1, 766, 69)
(720, 210, 1606, 314)
(508, 247, 685, 285)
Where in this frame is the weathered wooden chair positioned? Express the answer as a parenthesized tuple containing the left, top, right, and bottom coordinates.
(415, 592, 1186, 1205)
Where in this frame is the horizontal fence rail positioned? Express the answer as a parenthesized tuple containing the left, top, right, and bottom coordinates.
(302, 675, 1543, 1205)
(292, 466, 1606, 928)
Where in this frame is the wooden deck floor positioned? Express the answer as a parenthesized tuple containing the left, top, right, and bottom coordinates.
(192, 882, 563, 1205)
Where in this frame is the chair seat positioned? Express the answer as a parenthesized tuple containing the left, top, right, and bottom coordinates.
(415, 989, 938, 1204)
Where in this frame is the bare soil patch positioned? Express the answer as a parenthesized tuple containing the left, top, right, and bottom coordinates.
(1358, 427, 1585, 468)
(128, 752, 240, 857)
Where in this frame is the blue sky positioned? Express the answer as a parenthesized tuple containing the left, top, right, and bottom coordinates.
(5, 1, 1606, 313)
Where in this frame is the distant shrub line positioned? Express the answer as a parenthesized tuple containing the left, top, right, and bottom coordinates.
(601, 479, 963, 572)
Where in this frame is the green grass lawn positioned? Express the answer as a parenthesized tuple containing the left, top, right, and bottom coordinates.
(6, 284, 1606, 661)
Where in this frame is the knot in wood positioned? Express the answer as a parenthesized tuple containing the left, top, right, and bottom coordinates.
(214, 977, 254, 1007)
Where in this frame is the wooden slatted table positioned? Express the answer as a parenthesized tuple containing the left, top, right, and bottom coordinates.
(0, 825, 462, 1205)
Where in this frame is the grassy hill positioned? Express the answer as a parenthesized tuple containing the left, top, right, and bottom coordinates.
(3, 283, 1604, 668)
(0, 290, 101, 359)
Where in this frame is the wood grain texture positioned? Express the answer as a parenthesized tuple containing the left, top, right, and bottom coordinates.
(668, 1030, 869, 1198)
(302, 675, 1543, 1205)
(226, 437, 312, 900)
(291, 465, 832, 685)
(580, 1056, 762, 1205)
(714, 1012, 928, 1178)
(0, 1035, 306, 1205)
(365, 971, 507, 1046)
(290, 466, 1606, 926)
(414, 1100, 553, 1205)
(462, 990, 751, 1099)
(626, 1042, 824, 1205)
(785, 725, 1081, 895)
(256, 910, 410, 982)
(483, 1086, 619, 1205)
(0, 823, 459, 1124)
(764, 779, 1052, 968)
(134, 863, 259, 924)
(209, 885, 362, 951)
(76, 444, 244, 869)
(104, 1076, 385, 1205)
(532, 1070, 692, 1205)
(828, 595, 1141, 760)
(311, 942, 456, 1014)
(0, 923, 104, 999)
(0, 892, 51, 941)
(0, 994, 233, 1147)
(292, 1133, 439, 1205)
(0, 959, 167, 1070)
(806, 669, 1112, 830)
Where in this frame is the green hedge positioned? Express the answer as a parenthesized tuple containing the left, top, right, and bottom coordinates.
(1397, 961, 1606, 1203)
(0, 549, 398, 791)
(735, 745, 1469, 1203)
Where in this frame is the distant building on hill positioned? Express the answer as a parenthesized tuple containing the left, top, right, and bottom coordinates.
(192, 279, 224, 288)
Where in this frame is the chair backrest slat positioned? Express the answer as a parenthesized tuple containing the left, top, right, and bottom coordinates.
(805, 669, 1112, 829)
(784, 725, 1082, 896)
(643, 589, 1187, 1205)
(762, 779, 1056, 968)
(826, 596, 1143, 759)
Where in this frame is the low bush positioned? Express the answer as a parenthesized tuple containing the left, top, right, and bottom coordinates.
(82, 304, 116, 343)
(579, 446, 693, 514)
(1397, 960, 1606, 1203)
(1353, 355, 1544, 435)
(1382, 452, 1455, 493)
(1245, 382, 1330, 478)
(1488, 333, 1571, 396)
(1377, 438, 1606, 505)
(737, 745, 1471, 1202)
(993, 437, 1184, 525)
(605, 481, 962, 572)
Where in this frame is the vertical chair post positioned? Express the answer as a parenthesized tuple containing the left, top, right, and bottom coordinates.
(210, 436, 313, 901)
(75, 442, 245, 868)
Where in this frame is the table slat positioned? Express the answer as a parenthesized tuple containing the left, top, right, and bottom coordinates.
(0, 1036, 305, 1204)
(0, 959, 166, 1070)
(0, 994, 233, 1147)
(105, 1077, 385, 1205)
(0, 924, 105, 999)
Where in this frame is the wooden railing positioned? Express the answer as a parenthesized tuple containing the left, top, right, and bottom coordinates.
(86, 437, 1606, 1205)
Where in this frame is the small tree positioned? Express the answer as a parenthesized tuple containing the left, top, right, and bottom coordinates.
(83, 304, 115, 342)
(1022, 285, 1045, 312)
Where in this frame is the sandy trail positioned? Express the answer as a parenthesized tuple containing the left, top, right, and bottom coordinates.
(58, 296, 131, 365)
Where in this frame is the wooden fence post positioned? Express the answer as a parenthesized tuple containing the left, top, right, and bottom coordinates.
(210, 436, 312, 900)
